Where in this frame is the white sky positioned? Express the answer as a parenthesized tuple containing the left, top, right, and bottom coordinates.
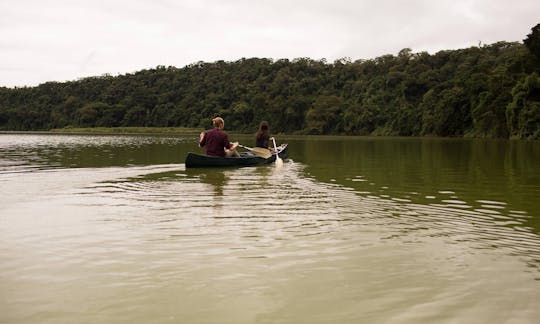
(1, 0, 539, 87)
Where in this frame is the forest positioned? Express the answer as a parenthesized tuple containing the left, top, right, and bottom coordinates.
(1, 24, 539, 139)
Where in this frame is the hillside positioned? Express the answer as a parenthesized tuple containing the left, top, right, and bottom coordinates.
(1, 35, 539, 139)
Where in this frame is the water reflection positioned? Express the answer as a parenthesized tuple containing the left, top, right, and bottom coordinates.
(187, 169, 228, 196)
(286, 136, 540, 232)
(0, 133, 194, 172)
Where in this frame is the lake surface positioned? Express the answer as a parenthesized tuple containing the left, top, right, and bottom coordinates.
(1, 133, 539, 324)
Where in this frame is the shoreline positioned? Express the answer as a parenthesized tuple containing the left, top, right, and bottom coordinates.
(0, 128, 534, 141)
(0, 127, 202, 135)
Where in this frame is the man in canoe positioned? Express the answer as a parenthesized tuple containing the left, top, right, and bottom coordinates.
(199, 117, 240, 157)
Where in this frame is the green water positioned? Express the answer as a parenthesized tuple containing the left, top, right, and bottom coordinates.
(289, 136, 540, 232)
(1, 133, 539, 324)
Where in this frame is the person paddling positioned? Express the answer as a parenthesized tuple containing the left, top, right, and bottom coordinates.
(199, 117, 239, 157)
(255, 121, 270, 149)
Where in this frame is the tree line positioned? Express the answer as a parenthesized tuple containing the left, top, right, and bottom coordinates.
(1, 25, 539, 139)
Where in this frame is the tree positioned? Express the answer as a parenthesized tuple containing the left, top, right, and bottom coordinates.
(507, 73, 540, 139)
(121, 105, 147, 126)
(150, 103, 174, 127)
(229, 101, 254, 131)
(524, 23, 540, 59)
(421, 87, 471, 136)
(76, 103, 100, 127)
(98, 104, 126, 127)
(305, 95, 342, 134)
(0, 40, 538, 138)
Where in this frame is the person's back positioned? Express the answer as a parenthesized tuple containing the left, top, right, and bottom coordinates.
(255, 121, 270, 148)
(201, 128, 229, 156)
(199, 117, 239, 157)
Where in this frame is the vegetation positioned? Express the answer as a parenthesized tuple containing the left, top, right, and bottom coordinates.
(1, 25, 539, 139)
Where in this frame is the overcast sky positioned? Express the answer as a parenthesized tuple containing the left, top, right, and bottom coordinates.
(1, 0, 539, 87)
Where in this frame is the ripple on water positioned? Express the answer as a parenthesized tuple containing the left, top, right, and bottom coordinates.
(2, 157, 540, 323)
(64, 161, 540, 271)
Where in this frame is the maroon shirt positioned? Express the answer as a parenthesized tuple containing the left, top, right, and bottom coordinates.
(199, 128, 232, 157)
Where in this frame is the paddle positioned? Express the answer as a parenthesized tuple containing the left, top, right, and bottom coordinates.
(271, 137, 283, 166)
(238, 144, 272, 159)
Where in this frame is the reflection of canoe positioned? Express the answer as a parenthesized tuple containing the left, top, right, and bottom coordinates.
(185, 144, 288, 168)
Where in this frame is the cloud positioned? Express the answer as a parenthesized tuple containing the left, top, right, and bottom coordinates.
(1, 0, 539, 87)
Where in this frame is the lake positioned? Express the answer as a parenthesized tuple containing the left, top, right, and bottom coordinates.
(1, 133, 539, 324)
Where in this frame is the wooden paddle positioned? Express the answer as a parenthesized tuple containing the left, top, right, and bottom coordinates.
(238, 144, 272, 159)
(270, 137, 283, 166)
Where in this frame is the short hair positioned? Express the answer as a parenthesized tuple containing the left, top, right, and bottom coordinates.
(212, 117, 224, 128)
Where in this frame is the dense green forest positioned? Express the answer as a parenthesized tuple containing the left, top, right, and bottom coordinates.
(1, 25, 540, 139)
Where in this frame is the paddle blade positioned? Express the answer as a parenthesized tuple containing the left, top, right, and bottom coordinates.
(275, 156, 284, 167)
(250, 147, 272, 159)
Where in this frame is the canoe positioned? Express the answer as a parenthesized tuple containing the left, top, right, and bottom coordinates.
(185, 144, 288, 168)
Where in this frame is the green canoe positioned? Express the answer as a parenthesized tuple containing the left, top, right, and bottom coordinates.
(185, 144, 288, 168)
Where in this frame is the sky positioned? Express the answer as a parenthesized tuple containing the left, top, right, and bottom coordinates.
(1, 0, 539, 87)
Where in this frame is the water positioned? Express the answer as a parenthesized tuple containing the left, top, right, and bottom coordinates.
(1, 133, 539, 323)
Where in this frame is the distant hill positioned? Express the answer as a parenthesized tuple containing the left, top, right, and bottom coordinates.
(1, 39, 539, 139)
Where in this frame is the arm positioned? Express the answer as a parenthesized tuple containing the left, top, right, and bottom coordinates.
(223, 134, 238, 152)
(199, 131, 206, 147)
(223, 133, 232, 150)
